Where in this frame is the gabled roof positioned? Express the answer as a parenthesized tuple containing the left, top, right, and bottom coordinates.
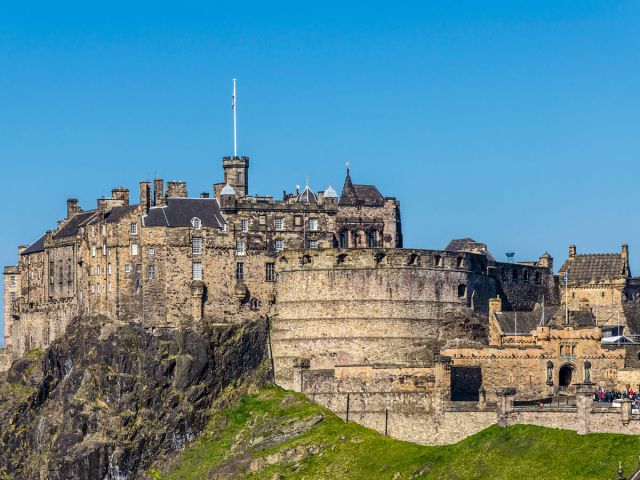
(339, 170, 384, 206)
(21, 234, 47, 255)
(559, 254, 628, 283)
(54, 210, 98, 239)
(104, 205, 138, 224)
(143, 197, 225, 228)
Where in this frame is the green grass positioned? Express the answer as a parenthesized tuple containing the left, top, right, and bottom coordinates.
(156, 386, 640, 480)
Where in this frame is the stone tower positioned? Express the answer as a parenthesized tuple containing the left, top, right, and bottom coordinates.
(222, 156, 249, 197)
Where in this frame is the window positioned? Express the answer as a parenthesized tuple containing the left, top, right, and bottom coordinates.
(130, 223, 138, 235)
(191, 217, 202, 229)
(9, 275, 15, 287)
(275, 217, 284, 231)
(148, 247, 155, 256)
(91, 226, 96, 237)
(102, 243, 107, 256)
(107, 263, 112, 275)
(10, 292, 15, 303)
(259, 215, 266, 225)
(309, 218, 318, 231)
(456, 257, 464, 269)
(309, 239, 318, 250)
(90, 266, 94, 276)
(294, 216, 302, 227)
(148, 264, 156, 281)
(221, 223, 227, 232)
(458, 284, 467, 298)
(131, 243, 138, 256)
(101, 225, 106, 236)
(124, 264, 131, 273)
(236, 262, 244, 281)
(535, 271, 541, 284)
(91, 284, 95, 294)
(237, 172, 243, 183)
(108, 282, 112, 292)
(96, 265, 101, 275)
(275, 239, 284, 252)
(192, 262, 203, 280)
(434, 255, 443, 267)
(96, 283, 101, 293)
(192, 237, 203, 255)
(368, 231, 378, 248)
(91, 245, 97, 257)
(49, 261, 55, 285)
(266, 263, 276, 282)
(340, 230, 349, 248)
(236, 240, 245, 256)
(241, 219, 249, 232)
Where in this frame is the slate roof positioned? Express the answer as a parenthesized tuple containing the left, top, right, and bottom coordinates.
(103, 205, 138, 224)
(558, 254, 628, 283)
(444, 238, 495, 262)
(496, 306, 560, 334)
(54, 210, 98, 239)
(143, 198, 225, 228)
(21, 234, 47, 255)
(339, 171, 384, 206)
(295, 186, 318, 204)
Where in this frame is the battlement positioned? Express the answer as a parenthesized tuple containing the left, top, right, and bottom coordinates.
(277, 247, 491, 274)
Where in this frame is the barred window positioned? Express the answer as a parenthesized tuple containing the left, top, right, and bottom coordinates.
(9, 275, 15, 287)
(130, 223, 138, 235)
(241, 219, 249, 233)
(236, 262, 244, 281)
(91, 245, 97, 257)
(309, 218, 318, 231)
(275, 217, 284, 231)
(265, 263, 276, 282)
(124, 264, 131, 273)
(192, 237, 203, 255)
(131, 243, 138, 256)
(148, 264, 156, 281)
(192, 262, 203, 280)
(309, 240, 318, 250)
(275, 239, 284, 252)
(10, 292, 15, 303)
(148, 247, 155, 256)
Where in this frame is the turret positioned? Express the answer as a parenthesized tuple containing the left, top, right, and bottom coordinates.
(222, 156, 249, 197)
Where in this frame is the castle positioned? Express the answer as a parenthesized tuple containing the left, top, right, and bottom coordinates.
(4, 154, 640, 445)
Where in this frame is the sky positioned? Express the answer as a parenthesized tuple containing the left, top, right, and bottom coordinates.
(1, 1, 639, 340)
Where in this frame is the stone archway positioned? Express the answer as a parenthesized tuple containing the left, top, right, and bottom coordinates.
(559, 364, 575, 387)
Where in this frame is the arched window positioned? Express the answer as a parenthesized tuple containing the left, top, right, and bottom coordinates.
(368, 230, 378, 248)
(584, 361, 591, 383)
(191, 217, 202, 229)
(340, 230, 349, 248)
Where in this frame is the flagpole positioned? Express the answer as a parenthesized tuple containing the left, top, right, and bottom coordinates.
(233, 78, 237, 157)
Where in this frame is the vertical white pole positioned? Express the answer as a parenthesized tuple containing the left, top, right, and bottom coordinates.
(233, 78, 237, 157)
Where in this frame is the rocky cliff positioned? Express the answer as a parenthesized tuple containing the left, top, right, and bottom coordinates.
(0, 315, 271, 480)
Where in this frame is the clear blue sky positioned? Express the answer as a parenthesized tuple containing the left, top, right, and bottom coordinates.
(1, 2, 639, 338)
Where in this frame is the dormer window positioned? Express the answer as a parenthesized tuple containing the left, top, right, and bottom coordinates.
(191, 217, 202, 229)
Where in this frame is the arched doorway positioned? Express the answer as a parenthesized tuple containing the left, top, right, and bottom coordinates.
(559, 364, 575, 388)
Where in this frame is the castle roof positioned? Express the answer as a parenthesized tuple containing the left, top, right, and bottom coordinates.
(143, 198, 225, 229)
(445, 238, 495, 262)
(339, 170, 384, 206)
(495, 307, 560, 335)
(220, 183, 236, 196)
(558, 254, 628, 284)
(21, 234, 46, 255)
(323, 185, 338, 198)
(54, 210, 98, 239)
(295, 185, 318, 204)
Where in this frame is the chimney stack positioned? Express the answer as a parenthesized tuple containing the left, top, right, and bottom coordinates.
(200, 192, 210, 199)
(139, 181, 151, 213)
(167, 181, 188, 198)
(569, 244, 576, 259)
(66, 198, 80, 218)
(622, 243, 629, 262)
(154, 178, 165, 206)
(111, 188, 129, 205)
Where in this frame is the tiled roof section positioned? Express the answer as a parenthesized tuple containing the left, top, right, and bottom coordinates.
(339, 171, 384, 207)
(444, 238, 495, 262)
(558, 254, 628, 283)
(54, 211, 98, 239)
(143, 198, 225, 228)
(21, 234, 47, 255)
(496, 306, 560, 334)
(548, 309, 597, 328)
(104, 205, 138, 224)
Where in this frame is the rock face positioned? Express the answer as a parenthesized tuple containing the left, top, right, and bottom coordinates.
(0, 316, 271, 480)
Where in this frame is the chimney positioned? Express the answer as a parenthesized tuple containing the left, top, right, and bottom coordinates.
(622, 243, 629, 262)
(489, 296, 502, 317)
(154, 178, 165, 206)
(569, 244, 576, 259)
(167, 181, 188, 198)
(66, 198, 80, 218)
(200, 192, 210, 199)
(111, 188, 129, 205)
(139, 181, 151, 213)
(538, 252, 553, 271)
(97, 198, 108, 216)
(18, 245, 28, 256)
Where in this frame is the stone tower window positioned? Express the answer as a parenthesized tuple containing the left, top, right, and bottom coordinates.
(9, 275, 15, 286)
(192, 262, 203, 280)
(583, 361, 591, 383)
(191, 217, 202, 230)
(10, 292, 15, 303)
(457, 284, 467, 298)
(148, 264, 156, 281)
(236, 262, 244, 281)
(368, 231, 378, 248)
(192, 237, 203, 255)
(340, 230, 349, 248)
(456, 257, 464, 268)
(434, 255, 443, 268)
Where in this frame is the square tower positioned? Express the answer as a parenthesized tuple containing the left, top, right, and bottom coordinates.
(222, 156, 249, 197)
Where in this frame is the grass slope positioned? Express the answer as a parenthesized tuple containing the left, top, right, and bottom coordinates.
(154, 386, 640, 480)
